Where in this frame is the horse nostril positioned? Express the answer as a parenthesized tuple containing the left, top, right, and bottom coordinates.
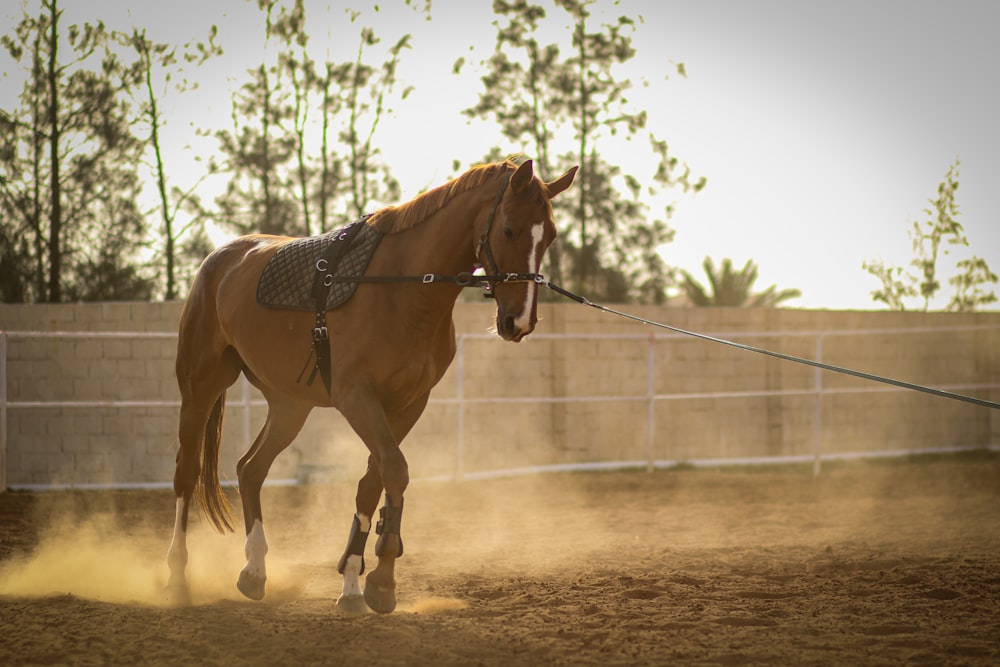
(498, 312, 532, 341)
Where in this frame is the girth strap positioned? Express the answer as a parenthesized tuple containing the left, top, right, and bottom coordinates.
(305, 220, 368, 393)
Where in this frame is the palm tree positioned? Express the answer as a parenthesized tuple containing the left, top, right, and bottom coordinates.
(680, 257, 801, 307)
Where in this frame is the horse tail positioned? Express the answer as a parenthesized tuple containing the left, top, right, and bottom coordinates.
(197, 393, 235, 533)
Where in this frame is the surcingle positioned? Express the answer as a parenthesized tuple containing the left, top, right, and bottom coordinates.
(256, 218, 383, 312)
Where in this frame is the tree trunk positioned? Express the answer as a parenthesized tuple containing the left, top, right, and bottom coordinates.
(31, 32, 45, 299)
(143, 42, 174, 300)
(575, 14, 589, 292)
(46, 0, 61, 303)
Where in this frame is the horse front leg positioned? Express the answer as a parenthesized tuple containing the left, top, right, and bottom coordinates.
(365, 489, 405, 614)
(336, 458, 381, 614)
(337, 389, 418, 614)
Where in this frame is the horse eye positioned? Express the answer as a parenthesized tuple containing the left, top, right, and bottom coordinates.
(503, 227, 515, 240)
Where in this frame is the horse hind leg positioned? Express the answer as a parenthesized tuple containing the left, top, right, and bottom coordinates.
(167, 389, 231, 605)
(166, 494, 193, 606)
(235, 398, 312, 601)
(168, 343, 242, 605)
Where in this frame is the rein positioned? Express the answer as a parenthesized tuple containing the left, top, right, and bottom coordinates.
(335, 266, 1000, 410)
(544, 282, 1000, 412)
(313, 170, 999, 411)
(327, 263, 1000, 410)
(322, 271, 545, 288)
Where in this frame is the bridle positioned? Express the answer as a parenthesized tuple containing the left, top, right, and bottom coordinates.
(472, 170, 546, 293)
(304, 170, 544, 392)
(474, 171, 510, 280)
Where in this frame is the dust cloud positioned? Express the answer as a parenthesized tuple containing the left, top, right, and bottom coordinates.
(0, 457, 993, 611)
(1, 458, 998, 666)
(0, 470, 639, 610)
(0, 507, 249, 606)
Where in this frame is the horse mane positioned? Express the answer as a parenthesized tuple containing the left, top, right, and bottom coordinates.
(366, 157, 523, 234)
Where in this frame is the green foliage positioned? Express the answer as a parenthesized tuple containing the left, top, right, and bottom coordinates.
(860, 260, 916, 311)
(130, 25, 222, 300)
(863, 159, 997, 312)
(0, 0, 152, 302)
(212, 1, 415, 239)
(0, 0, 425, 302)
(212, 1, 300, 237)
(681, 257, 801, 307)
(948, 256, 998, 311)
(341, 22, 409, 220)
(464, 0, 704, 304)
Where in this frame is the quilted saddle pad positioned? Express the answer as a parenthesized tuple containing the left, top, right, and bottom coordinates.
(256, 219, 383, 311)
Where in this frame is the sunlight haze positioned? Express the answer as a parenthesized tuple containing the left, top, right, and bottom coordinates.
(3, 0, 997, 309)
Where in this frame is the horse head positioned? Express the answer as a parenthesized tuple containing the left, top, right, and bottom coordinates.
(480, 159, 577, 342)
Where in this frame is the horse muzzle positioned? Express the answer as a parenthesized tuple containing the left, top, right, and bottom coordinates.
(497, 311, 535, 342)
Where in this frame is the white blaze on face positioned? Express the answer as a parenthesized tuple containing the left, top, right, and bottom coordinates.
(513, 221, 545, 332)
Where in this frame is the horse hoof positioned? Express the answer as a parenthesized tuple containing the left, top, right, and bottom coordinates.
(336, 594, 368, 615)
(364, 583, 396, 614)
(237, 571, 266, 601)
(166, 582, 192, 607)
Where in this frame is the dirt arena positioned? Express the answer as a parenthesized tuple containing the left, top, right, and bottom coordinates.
(1, 454, 998, 666)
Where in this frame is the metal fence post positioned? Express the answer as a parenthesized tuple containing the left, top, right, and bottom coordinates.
(647, 332, 655, 473)
(455, 334, 465, 481)
(812, 334, 824, 476)
(1, 331, 7, 492)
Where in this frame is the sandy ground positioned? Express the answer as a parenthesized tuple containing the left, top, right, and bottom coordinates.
(1, 454, 999, 666)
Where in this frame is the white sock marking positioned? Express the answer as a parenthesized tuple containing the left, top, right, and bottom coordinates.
(340, 513, 370, 599)
(244, 519, 268, 579)
(167, 498, 187, 577)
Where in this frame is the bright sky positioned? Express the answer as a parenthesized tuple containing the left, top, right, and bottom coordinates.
(3, 0, 998, 310)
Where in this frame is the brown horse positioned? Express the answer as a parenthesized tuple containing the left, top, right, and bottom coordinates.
(167, 158, 577, 613)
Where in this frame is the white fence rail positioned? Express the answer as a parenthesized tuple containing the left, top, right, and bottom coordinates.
(2, 325, 998, 490)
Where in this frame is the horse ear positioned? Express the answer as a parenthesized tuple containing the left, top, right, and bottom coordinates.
(510, 159, 534, 193)
(546, 166, 578, 199)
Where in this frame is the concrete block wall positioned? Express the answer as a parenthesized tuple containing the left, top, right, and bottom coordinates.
(1, 301, 998, 488)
